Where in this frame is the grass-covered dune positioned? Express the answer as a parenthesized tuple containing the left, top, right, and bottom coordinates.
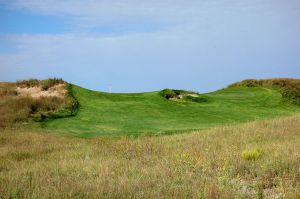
(44, 79, 300, 137)
(1, 114, 300, 198)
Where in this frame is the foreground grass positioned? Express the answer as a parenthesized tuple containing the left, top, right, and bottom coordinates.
(44, 85, 299, 137)
(1, 115, 300, 198)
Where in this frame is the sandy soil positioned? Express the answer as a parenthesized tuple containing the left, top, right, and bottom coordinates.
(17, 84, 67, 98)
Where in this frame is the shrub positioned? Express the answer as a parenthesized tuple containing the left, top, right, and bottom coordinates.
(160, 89, 177, 99)
(65, 84, 79, 115)
(242, 148, 263, 161)
(160, 89, 199, 100)
(184, 95, 208, 103)
(41, 78, 65, 91)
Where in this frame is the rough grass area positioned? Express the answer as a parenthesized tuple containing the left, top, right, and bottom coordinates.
(44, 84, 299, 137)
(16, 78, 65, 91)
(1, 114, 300, 198)
(0, 81, 78, 129)
(229, 78, 300, 105)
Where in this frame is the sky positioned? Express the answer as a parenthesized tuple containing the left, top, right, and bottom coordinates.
(0, 0, 300, 93)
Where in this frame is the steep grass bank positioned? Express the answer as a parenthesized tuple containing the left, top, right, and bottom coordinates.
(229, 78, 300, 105)
(1, 114, 300, 198)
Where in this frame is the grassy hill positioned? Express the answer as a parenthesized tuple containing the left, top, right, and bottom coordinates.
(43, 81, 300, 137)
(1, 78, 300, 198)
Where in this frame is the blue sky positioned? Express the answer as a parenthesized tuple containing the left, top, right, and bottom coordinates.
(0, 0, 300, 93)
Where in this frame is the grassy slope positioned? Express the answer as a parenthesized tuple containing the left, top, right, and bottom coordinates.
(1, 114, 300, 198)
(43, 85, 299, 137)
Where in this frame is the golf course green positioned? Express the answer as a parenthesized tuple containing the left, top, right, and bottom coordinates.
(43, 84, 299, 137)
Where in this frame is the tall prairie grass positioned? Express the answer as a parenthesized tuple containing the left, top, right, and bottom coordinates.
(16, 78, 65, 90)
(1, 114, 300, 198)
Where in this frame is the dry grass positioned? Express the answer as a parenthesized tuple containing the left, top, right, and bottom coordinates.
(1, 114, 300, 198)
(17, 84, 67, 98)
(0, 82, 77, 129)
(16, 78, 65, 91)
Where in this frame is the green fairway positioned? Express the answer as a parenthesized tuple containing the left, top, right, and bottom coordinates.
(42, 85, 299, 137)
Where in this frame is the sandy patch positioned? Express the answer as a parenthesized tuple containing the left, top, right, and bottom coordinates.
(170, 93, 199, 100)
(17, 84, 67, 98)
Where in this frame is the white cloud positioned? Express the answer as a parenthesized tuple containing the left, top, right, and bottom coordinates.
(7, 0, 279, 30)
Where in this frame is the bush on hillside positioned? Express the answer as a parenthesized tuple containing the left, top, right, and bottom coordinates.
(65, 84, 79, 115)
(41, 78, 65, 90)
(184, 95, 209, 103)
(160, 89, 177, 99)
(160, 89, 200, 100)
(229, 78, 300, 105)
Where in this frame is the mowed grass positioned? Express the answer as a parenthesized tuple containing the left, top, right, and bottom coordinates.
(43, 85, 299, 137)
(1, 114, 300, 198)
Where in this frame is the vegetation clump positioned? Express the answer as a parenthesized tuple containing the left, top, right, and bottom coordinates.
(242, 148, 264, 160)
(230, 78, 300, 105)
(160, 89, 199, 100)
(0, 83, 18, 97)
(0, 79, 78, 129)
(184, 95, 209, 103)
(16, 78, 40, 88)
(160, 89, 177, 99)
(17, 78, 65, 90)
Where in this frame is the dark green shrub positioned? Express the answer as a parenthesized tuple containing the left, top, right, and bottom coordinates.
(65, 84, 79, 115)
(160, 89, 177, 99)
(173, 89, 198, 96)
(160, 89, 199, 100)
(184, 95, 208, 103)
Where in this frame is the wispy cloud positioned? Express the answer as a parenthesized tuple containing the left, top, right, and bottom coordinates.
(8, 0, 299, 32)
(1, 0, 300, 92)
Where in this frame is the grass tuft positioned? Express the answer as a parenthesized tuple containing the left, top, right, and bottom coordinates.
(242, 148, 264, 161)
